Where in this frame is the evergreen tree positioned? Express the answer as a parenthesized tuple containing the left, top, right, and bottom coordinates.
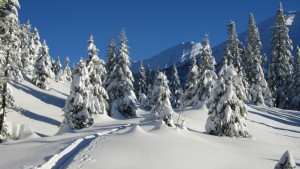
(19, 21, 33, 74)
(197, 35, 217, 101)
(62, 61, 94, 129)
(53, 56, 63, 82)
(183, 55, 199, 106)
(0, 0, 21, 141)
(268, 3, 294, 108)
(169, 64, 183, 108)
(137, 60, 147, 96)
(145, 64, 153, 95)
(205, 61, 249, 138)
(33, 40, 54, 90)
(63, 56, 72, 81)
(150, 71, 175, 127)
(275, 150, 297, 169)
(106, 36, 116, 75)
(29, 27, 41, 64)
(106, 29, 137, 118)
(86, 35, 108, 115)
(289, 46, 300, 110)
(246, 13, 273, 107)
(0, 0, 23, 83)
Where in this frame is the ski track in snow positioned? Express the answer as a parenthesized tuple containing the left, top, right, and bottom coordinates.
(36, 124, 132, 169)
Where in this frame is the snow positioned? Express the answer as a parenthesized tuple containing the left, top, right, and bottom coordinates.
(0, 75, 299, 169)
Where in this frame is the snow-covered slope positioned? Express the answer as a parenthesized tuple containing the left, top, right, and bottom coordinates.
(0, 76, 299, 169)
(133, 11, 300, 73)
(131, 42, 202, 73)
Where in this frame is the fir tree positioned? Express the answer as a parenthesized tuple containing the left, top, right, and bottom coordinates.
(197, 35, 217, 101)
(62, 61, 94, 129)
(63, 56, 72, 81)
(53, 56, 63, 82)
(150, 71, 175, 127)
(205, 61, 249, 138)
(268, 3, 294, 108)
(29, 27, 41, 64)
(106, 29, 137, 118)
(0, 0, 23, 83)
(275, 150, 297, 169)
(0, 0, 21, 141)
(183, 55, 199, 106)
(137, 60, 147, 96)
(19, 21, 33, 74)
(86, 35, 108, 115)
(169, 64, 183, 108)
(246, 13, 273, 107)
(289, 46, 300, 110)
(33, 40, 54, 90)
(106, 36, 116, 75)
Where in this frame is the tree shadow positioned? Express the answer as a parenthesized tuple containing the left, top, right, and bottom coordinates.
(13, 83, 66, 108)
(249, 118, 300, 134)
(269, 132, 300, 139)
(248, 106, 300, 127)
(21, 109, 61, 127)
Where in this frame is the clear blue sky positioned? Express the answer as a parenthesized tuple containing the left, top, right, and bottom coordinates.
(18, 0, 300, 66)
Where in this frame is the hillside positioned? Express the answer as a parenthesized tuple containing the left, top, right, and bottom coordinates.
(132, 11, 300, 73)
(0, 75, 299, 169)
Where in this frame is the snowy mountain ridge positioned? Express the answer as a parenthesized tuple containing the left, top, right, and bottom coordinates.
(132, 10, 300, 73)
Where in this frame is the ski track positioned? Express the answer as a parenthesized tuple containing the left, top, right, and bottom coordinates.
(36, 124, 132, 169)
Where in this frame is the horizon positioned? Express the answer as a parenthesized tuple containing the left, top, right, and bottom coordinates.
(19, 0, 300, 65)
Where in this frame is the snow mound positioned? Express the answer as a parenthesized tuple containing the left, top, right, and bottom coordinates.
(275, 150, 297, 169)
(7, 121, 39, 140)
(126, 124, 147, 134)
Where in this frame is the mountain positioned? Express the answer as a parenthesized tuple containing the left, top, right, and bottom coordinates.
(131, 42, 202, 73)
(132, 11, 300, 74)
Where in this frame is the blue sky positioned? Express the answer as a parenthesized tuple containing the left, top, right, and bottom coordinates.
(19, 0, 300, 65)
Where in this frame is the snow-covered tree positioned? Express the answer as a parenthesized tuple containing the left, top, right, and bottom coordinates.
(29, 27, 41, 64)
(145, 64, 153, 95)
(150, 71, 175, 127)
(197, 35, 217, 101)
(106, 36, 116, 75)
(63, 56, 72, 81)
(183, 55, 199, 106)
(268, 3, 294, 108)
(205, 62, 249, 138)
(32, 40, 54, 90)
(0, 0, 23, 83)
(53, 56, 63, 82)
(223, 21, 249, 101)
(169, 64, 183, 108)
(288, 46, 300, 110)
(137, 60, 147, 97)
(86, 35, 108, 115)
(62, 61, 94, 129)
(0, 0, 22, 141)
(275, 150, 296, 169)
(106, 29, 137, 118)
(19, 21, 33, 74)
(246, 13, 273, 107)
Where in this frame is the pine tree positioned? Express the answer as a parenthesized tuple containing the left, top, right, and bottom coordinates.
(197, 35, 217, 101)
(137, 60, 147, 96)
(106, 36, 116, 75)
(53, 56, 63, 82)
(289, 46, 300, 110)
(268, 3, 294, 108)
(62, 61, 94, 129)
(29, 27, 41, 64)
(0, 0, 23, 83)
(106, 29, 137, 118)
(19, 21, 33, 74)
(150, 71, 175, 127)
(205, 61, 249, 138)
(0, 0, 21, 141)
(86, 35, 108, 115)
(223, 21, 249, 101)
(246, 13, 273, 107)
(169, 64, 183, 108)
(63, 56, 72, 81)
(183, 55, 199, 106)
(33, 40, 54, 90)
(275, 150, 297, 169)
